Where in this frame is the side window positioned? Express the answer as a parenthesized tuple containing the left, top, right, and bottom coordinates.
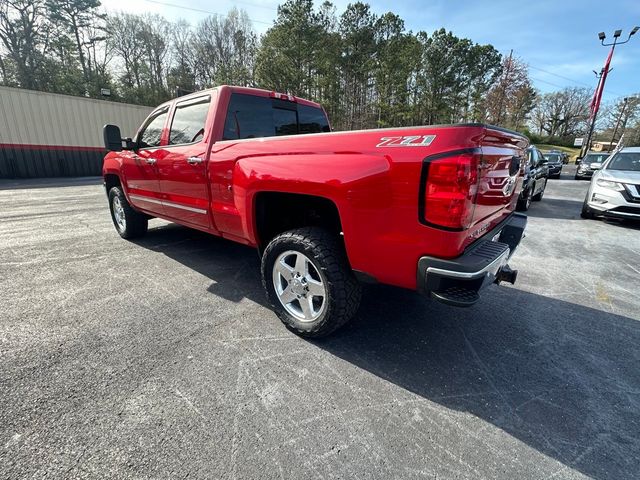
(223, 94, 274, 140)
(222, 93, 330, 140)
(299, 104, 330, 133)
(529, 149, 539, 167)
(169, 96, 211, 145)
(527, 149, 534, 167)
(138, 108, 169, 149)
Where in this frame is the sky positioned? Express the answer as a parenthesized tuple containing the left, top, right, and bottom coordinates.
(101, 0, 640, 101)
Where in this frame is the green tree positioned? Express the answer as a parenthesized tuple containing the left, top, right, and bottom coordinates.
(47, 0, 106, 94)
(256, 0, 330, 96)
(338, 2, 377, 129)
(373, 13, 420, 127)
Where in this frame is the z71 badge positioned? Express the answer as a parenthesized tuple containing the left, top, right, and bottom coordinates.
(376, 135, 436, 147)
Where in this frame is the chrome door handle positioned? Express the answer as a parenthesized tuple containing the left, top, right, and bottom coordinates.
(145, 158, 157, 165)
(187, 156, 203, 165)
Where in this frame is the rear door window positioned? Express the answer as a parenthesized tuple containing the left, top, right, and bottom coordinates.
(169, 96, 211, 145)
(223, 93, 329, 140)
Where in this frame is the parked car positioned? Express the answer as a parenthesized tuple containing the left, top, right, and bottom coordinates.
(548, 149, 569, 164)
(575, 152, 609, 179)
(543, 152, 563, 178)
(581, 147, 640, 220)
(102, 86, 528, 337)
(517, 146, 548, 211)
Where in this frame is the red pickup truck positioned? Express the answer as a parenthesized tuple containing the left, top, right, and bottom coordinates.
(103, 85, 528, 337)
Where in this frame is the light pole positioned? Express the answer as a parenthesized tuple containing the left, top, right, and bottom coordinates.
(579, 26, 639, 159)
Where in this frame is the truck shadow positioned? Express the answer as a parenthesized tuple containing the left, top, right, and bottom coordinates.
(321, 286, 640, 480)
(135, 223, 640, 479)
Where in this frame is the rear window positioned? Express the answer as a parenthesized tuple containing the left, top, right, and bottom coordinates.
(585, 154, 608, 163)
(223, 93, 329, 140)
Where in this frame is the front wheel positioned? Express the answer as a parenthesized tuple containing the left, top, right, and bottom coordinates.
(261, 227, 362, 338)
(108, 187, 148, 239)
(581, 200, 595, 219)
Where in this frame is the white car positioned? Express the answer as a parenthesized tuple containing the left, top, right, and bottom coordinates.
(581, 147, 640, 220)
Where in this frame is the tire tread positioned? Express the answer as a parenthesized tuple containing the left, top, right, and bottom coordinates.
(261, 227, 361, 338)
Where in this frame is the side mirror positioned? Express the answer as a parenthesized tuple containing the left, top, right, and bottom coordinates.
(103, 124, 124, 151)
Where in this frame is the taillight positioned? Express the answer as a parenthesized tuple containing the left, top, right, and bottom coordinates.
(421, 153, 479, 230)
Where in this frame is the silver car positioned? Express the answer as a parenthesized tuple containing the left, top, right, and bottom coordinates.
(581, 147, 640, 220)
(575, 152, 610, 179)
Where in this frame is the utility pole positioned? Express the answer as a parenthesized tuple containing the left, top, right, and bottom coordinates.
(581, 69, 606, 157)
(495, 49, 513, 126)
(579, 27, 639, 159)
(610, 97, 628, 147)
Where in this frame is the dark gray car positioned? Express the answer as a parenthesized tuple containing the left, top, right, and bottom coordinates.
(543, 152, 563, 178)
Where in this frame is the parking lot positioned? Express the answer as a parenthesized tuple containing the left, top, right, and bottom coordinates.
(1, 166, 639, 479)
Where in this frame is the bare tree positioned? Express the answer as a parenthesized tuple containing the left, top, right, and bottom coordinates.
(531, 87, 590, 138)
(485, 54, 535, 129)
(191, 8, 256, 88)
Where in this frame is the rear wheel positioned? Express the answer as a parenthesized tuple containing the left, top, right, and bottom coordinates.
(532, 179, 546, 201)
(108, 187, 148, 239)
(516, 188, 532, 211)
(261, 227, 361, 338)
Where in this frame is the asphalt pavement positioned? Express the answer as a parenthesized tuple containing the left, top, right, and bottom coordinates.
(1, 166, 639, 479)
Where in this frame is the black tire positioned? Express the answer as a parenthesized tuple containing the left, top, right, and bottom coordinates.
(532, 179, 546, 201)
(581, 200, 595, 219)
(516, 188, 532, 212)
(261, 227, 362, 338)
(108, 187, 148, 239)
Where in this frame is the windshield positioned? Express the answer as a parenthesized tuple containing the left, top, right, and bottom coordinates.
(606, 152, 640, 172)
(544, 154, 561, 161)
(584, 153, 608, 164)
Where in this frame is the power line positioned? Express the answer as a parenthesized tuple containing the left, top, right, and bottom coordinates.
(529, 65, 594, 88)
(530, 76, 568, 90)
(140, 0, 275, 25)
(529, 64, 626, 97)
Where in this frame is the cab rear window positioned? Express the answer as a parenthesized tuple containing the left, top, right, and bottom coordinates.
(223, 93, 329, 140)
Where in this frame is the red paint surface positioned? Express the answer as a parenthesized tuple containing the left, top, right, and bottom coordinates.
(104, 85, 528, 290)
